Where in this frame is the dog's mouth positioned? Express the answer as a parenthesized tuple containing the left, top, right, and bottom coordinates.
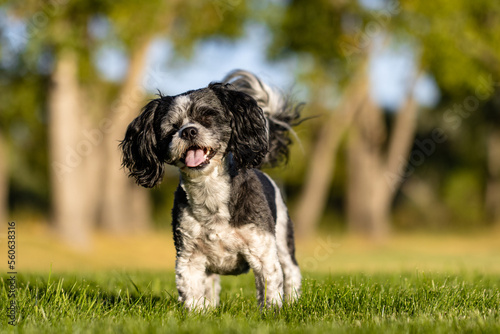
(181, 146, 216, 169)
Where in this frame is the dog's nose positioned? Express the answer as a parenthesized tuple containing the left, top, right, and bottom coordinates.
(181, 126, 198, 140)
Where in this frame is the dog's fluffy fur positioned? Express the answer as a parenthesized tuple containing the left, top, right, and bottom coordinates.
(120, 70, 302, 310)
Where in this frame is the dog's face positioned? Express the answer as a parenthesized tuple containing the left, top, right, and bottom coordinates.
(120, 83, 269, 187)
(158, 90, 232, 172)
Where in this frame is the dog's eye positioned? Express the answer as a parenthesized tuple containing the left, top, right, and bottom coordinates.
(198, 109, 218, 127)
(171, 121, 183, 132)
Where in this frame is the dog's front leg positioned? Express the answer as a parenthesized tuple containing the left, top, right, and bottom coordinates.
(175, 252, 210, 310)
(244, 234, 284, 309)
(252, 253, 284, 309)
(204, 272, 221, 306)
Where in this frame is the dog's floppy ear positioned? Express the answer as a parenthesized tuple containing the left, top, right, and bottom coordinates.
(210, 83, 269, 169)
(120, 99, 165, 188)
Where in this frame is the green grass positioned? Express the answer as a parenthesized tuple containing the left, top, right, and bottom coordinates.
(1, 271, 499, 333)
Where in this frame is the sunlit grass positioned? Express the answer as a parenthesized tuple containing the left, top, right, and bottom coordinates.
(1, 271, 499, 333)
(2, 221, 500, 332)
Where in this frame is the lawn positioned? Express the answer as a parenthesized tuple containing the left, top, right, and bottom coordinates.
(2, 225, 500, 332)
(1, 270, 499, 333)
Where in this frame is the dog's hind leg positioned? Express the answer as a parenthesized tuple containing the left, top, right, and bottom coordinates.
(276, 215, 301, 302)
(259, 172, 301, 303)
(274, 188, 301, 302)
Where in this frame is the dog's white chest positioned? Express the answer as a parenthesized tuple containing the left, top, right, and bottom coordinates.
(177, 165, 254, 275)
(204, 226, 247, 273)
(180, 216, 249, 275)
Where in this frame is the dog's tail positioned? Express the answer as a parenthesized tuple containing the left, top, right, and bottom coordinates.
(222, 70, 303, 167)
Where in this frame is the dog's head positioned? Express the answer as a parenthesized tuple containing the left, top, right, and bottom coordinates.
(120, 83, 269, 187)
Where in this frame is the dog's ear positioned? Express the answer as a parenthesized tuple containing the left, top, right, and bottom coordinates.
(210, 83, 269, 169)
(120, 99, 165, 188)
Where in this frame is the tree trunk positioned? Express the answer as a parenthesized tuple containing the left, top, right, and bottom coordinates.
(486, 127, 500, 224)
(99, 37, 153, 233)
(294, 63, 369, 236)
(346, 89, 419, 238)
(0, 134, 8, 225)
(347, 95, 387, 236)
(49, 49, 91, 246)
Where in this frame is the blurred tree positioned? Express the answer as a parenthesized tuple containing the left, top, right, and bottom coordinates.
(4, 0, 499, 240)
(399, 0, 500, 226)
(100, 0, 249, 233)
(486, 128, 500, 223)
(49, 47, 91, 244)
(346, 79, 419, 237)
(0, 134, 6, 224)
(0, 8, 51, 225)
(28, 0, 110, 244)
(99, 0, 173, 234)
(293, 62, 369, 236)
(270, 0, 419, 237)
(1, 0, 251, 244)
(269, 0, 369, 236)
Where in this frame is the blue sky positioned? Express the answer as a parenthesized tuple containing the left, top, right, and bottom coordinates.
(93, 23, 299, 96)
(93, 22, 439, 111)
(1, 2, 440, 111)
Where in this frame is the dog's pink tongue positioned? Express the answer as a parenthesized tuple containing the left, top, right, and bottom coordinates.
(185, 149, 205, 167)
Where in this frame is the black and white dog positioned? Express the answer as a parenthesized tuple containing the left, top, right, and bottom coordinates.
(120, 70, 302, 310)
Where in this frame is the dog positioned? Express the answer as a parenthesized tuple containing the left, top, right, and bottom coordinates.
(120, 70, 302, 310)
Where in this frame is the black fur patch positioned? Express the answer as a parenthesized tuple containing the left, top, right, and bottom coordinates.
(171, 183, 188, 257)
(253, 170, 277, 224)
(209, 83, 269, 169)
(120, 97, 175, 188)
(222, 70, 304, 167)
(229, 169, 275, 233)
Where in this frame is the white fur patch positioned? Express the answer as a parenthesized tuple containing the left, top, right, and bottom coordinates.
(174, 95, 191, 112)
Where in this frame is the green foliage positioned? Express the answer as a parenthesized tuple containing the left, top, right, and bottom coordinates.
(2, 0, 500, 229)
(7, 0, 108, 53)
(391, 0, 500, 229)
(443, 169, 485, 227)
(400, 0, 500, 97)
(170, 0, 249, 57)
(0, 0, 253, 218)
(271, 0, 349, 61)
(108, 0, 171, 47)
(0, 53, 50, 213)
(1, 271, 499, 332)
